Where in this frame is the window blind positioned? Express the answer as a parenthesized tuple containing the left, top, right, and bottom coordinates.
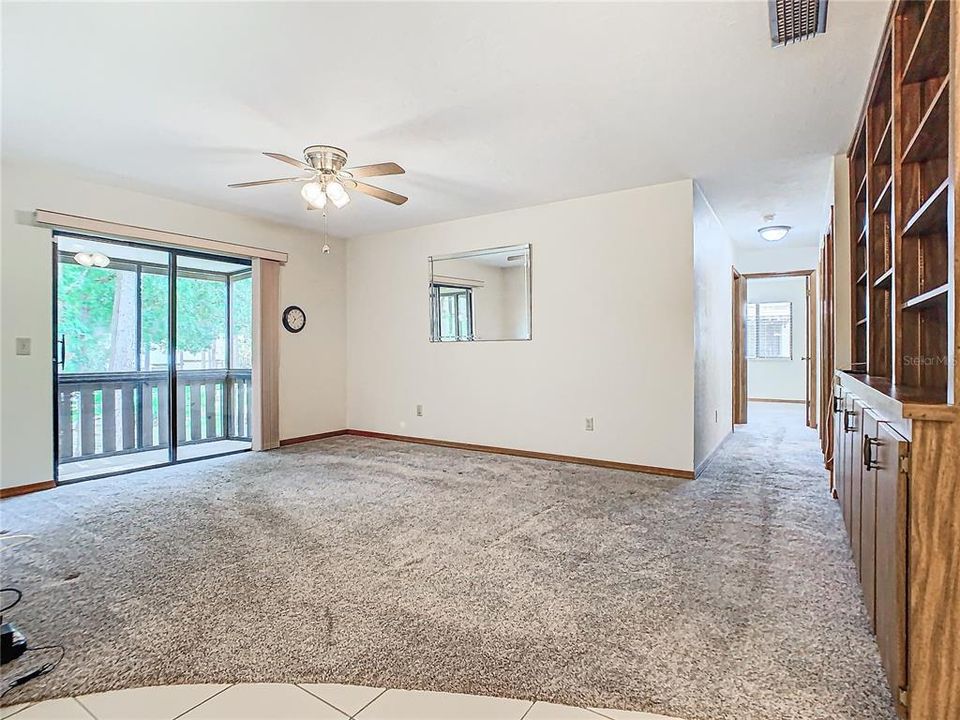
(746, 301, 792, 359)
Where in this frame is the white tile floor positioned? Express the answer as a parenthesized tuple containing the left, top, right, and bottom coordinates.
(0, 683, 685, 720)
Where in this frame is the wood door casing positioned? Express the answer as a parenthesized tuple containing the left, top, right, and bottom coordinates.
(874, 421, 908, 718)
(732, 268, 747, 425)
(819, 209, 836, 471)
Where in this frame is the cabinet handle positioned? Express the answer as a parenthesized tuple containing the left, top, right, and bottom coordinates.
(844, 409, 856, 433)
(863, 434, 880, 470)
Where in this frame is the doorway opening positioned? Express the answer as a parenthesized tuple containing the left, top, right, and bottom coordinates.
(53, 233, 253, 483)
(732, 269, 817, 428)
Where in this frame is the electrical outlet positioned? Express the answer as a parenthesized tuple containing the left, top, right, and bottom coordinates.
(15, 337, 31, 356)
(416, 404, 423, 417)
(585, 417, 594, 431)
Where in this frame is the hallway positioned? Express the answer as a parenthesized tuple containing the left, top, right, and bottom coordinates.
(2, 404, 895, 719)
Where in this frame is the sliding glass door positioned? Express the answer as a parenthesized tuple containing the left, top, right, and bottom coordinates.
(174, 255, 252, 461)
(54, 234, 251, 483)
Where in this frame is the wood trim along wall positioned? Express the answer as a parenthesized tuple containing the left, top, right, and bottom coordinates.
(34, 210, 288, 263)
(749, 398, 807, 404)
(280, 429, 695, 478)
(0, 480, 56, 499)
(806, 272, 818, 429)
(695, 430, 732, 478)
(342, 430, 695, 479)
(279, 430, 350, 446)
(732, 267, 748, 425)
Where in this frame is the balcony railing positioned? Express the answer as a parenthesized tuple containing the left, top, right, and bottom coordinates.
(57, 368, 252, 463)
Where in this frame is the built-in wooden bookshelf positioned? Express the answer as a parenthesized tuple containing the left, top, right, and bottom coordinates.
(847, 0, 955, 404)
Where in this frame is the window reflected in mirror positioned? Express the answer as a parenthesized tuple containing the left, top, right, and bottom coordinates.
(429, 244, 531, 342)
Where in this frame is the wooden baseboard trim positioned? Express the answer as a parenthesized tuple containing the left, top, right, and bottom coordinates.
(748, 398, 806, 404)
(695, 431, 733, 478)
(279, 429, 350, 446)
(1, 480, 56, 499)
(344, 429, 694, 479)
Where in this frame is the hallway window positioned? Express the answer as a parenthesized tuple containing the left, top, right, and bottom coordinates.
(746, 301, 792, 359)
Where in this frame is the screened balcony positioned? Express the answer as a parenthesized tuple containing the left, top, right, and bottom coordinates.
(55, 235, 253, 482)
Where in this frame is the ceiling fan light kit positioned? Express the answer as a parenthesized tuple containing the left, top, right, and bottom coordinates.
(229, 145, 408, 212)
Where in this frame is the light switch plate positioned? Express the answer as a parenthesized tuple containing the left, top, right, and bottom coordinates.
(15, 337, 31, 356)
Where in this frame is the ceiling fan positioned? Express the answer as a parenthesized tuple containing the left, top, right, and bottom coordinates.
(228, 145, 407, 210)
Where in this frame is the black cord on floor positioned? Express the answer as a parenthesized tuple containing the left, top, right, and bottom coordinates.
(0, 644, 66, 698)
(0, 588, 22, 614)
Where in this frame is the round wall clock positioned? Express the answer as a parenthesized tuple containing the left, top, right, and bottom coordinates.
(282, 305, 306, 333)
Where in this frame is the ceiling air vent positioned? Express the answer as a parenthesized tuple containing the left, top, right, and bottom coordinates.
(769, 0, 828, 46)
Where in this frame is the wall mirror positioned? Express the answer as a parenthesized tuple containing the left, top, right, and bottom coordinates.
(428, 244, 531, 342)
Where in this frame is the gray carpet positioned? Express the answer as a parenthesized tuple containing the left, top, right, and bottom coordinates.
(1, 403, 895, 719)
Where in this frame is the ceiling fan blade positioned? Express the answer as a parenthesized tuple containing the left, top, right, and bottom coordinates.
(344, 162, 405, 179)
(348, 180, 408, 205)
(227, 177, 309, 188)
(263, 152, 313, 171)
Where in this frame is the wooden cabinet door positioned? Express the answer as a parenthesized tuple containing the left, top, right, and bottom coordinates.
(874, 421, 908, 718)
(841, 395, 857, 538)
(833, 389, 846, 503)
(849, 398, 867, 574)
(861, 409, 880, 629)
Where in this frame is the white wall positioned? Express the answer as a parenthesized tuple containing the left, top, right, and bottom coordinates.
(692, 184, 735, 469)
(746, 276, 808, 401)
(347, 180, 697, 473)
(0, 160, 346, 489)
(735, 244, 818, 274)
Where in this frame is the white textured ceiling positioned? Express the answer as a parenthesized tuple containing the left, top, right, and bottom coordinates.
(2, 1, 888, 248)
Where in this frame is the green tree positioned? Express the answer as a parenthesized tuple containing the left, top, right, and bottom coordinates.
(59, 263, 240, 372)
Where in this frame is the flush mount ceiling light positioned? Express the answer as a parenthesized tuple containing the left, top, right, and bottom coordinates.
(229, 145, 407, 212)
(758, 225, 792, 242)
(74, 251, 110, 268)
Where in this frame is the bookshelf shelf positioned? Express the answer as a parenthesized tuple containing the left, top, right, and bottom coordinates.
(846, 2, 954, 399)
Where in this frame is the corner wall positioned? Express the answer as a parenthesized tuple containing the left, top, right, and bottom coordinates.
(692, 184, 735, 470)
(0, 160, 347, 489)
(346, 180, 697, 473)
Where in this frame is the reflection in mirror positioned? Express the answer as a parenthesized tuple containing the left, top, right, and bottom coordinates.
(429, 244, 531, 342)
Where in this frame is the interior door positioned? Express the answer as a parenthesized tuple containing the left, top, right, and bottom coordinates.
(873, 421, 908, 718)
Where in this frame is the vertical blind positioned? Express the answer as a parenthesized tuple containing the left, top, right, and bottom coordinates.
(746, 301, 793, 359)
